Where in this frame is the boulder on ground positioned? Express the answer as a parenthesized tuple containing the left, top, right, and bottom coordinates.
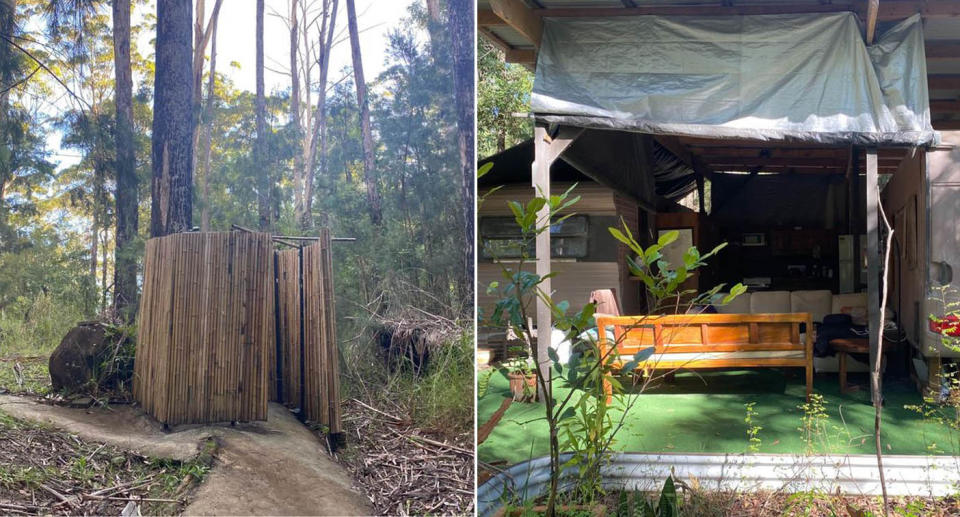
(49, 322, 122, 393)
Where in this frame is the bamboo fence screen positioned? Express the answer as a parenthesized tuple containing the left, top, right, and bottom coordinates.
(275, 229, 342, 432)
(133, 230, 342, 434)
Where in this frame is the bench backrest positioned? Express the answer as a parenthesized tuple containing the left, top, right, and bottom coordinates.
(595, 313, 813, 357)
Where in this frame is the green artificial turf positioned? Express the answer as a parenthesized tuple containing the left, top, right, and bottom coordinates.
(478, 368, 960, 466)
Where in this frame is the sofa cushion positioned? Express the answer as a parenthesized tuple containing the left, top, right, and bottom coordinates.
(712, 292, 751, 314)
(791, 290, 833, 322)
(831, 292, 867, 314)
(750, 291, 791, 314)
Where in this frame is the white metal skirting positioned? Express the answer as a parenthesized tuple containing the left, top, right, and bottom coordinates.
(478, 452, 960, 517)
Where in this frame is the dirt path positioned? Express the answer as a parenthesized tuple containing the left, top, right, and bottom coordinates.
(0, 395, 371, 516)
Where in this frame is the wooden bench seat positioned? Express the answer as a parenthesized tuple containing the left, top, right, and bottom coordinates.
(595, 313, 814, 401)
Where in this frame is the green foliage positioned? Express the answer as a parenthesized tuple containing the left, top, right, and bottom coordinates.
(631, 478, 680, 517)
(744, 402, 763, 453)
(478, 367, 494, 399)
(783, 489, 845, 517)
(343, 326, 474, 435)
(501, 356, 536, 376)
(797, 393, 852, 455)
(477, 39, 534, 158)
(0, 359, 50, 395)
(609, 222, 745, 310)
(486, 180, 743, 512)
(904, 370, 960, 455)
(0, 290, 92, 358)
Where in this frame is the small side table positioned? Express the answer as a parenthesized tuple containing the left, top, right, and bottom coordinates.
(829, 337, 899, 394)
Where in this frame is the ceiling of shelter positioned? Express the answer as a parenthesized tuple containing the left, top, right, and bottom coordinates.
(479, 1, 960, 178)
(479, 0, 960, 133)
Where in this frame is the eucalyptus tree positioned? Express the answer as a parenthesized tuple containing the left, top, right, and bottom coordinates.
(447, 0, 475, 298)
(193, 0, 223, 233)
(286, 0, 339, 231)
(345, 0, 381, 226)
(254, 0, 269, 230)
(111, 0, 136, 318)
(42, 0, 147, 317)
(151, 0, 194, 237)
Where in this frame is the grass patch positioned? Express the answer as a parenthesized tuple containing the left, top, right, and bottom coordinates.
(343, 325, 475, 436)
(401, 328, 475, 434)
(0, 409, 214, 515)
(0, 358, 51, 395)
(0, 293, 86, 358)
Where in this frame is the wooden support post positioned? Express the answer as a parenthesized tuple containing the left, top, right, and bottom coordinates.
(849, 149, 862, 289)
(533, 125, 551, 400)
(696, 173, 706, 214)
(865, 0, 880, 44)
(532, 123, 582, 400)
(866, 148, 881, 405)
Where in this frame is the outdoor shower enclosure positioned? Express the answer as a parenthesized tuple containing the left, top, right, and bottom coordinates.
(132, 230, 342, 437)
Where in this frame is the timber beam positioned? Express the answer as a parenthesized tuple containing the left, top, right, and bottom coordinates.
(532, 1, 960, 19)
(489, 0, 543, 50)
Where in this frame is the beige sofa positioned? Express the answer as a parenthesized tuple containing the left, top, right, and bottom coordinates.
(713, 290, 869, 373)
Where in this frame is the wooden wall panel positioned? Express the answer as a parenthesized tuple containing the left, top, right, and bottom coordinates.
(478, 261, 620, 327)
(480, 182, 616, 216)
(133, 232, 273, 425)
(134, 231, 341, 432)
(615, 192, 644, 315)
(274, 233, 341, 431)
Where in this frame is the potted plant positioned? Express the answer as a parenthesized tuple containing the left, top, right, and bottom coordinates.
(502, 357, 537, 402)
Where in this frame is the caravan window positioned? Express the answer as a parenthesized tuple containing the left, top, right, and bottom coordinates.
(480, 215, 589, 259)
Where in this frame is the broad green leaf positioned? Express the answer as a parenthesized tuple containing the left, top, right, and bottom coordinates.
(547, 346, 559, 363)
(657, 230, 679, 248)
(477, 162, 494, 178)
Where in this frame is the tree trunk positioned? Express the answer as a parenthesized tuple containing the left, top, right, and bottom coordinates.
(151, 0, 195, 237)
(254, 0, 270, 231)
(112, 0, 138, 321)
(100, 227, 109, 313)
(90, 214, 98, 295)
(289, 0, 304, 227)
(193, 0, 223, 212)
(447, 0, 475, 301)
(0, 0, 15, 230)
(302, 0, 338, 231)
(345, 0, 381, 226)
(193, 0, 205, 108)
(199, 5, 219, 232)
(424, 0, 443, 53)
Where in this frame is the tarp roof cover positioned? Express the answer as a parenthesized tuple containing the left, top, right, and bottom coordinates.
(532, 13, 935, 145)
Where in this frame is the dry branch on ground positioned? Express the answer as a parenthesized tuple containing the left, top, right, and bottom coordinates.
(0, 411, 207, 516)
(335, 399, 474, 516)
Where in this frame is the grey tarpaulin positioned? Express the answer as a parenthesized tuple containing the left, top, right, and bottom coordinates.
(532, 13, 935, 146)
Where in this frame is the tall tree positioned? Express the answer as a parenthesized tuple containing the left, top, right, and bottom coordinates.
(192, 0, 223, 111)
(112, 0, 137, 319)
(447, 0, 475, 297)
(304, 0, 338, 231)
(151, 0, 194, 236)
(254, 0, 269, 230)
(289, 0, 303, 226)
(198, 0, 219, 231)
(289, 0, 338, 231)
(0, 0, 16, 233)
(345, 0, 381, 226)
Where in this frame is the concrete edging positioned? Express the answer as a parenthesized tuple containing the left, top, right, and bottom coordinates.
(478, 452, 960, 517)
